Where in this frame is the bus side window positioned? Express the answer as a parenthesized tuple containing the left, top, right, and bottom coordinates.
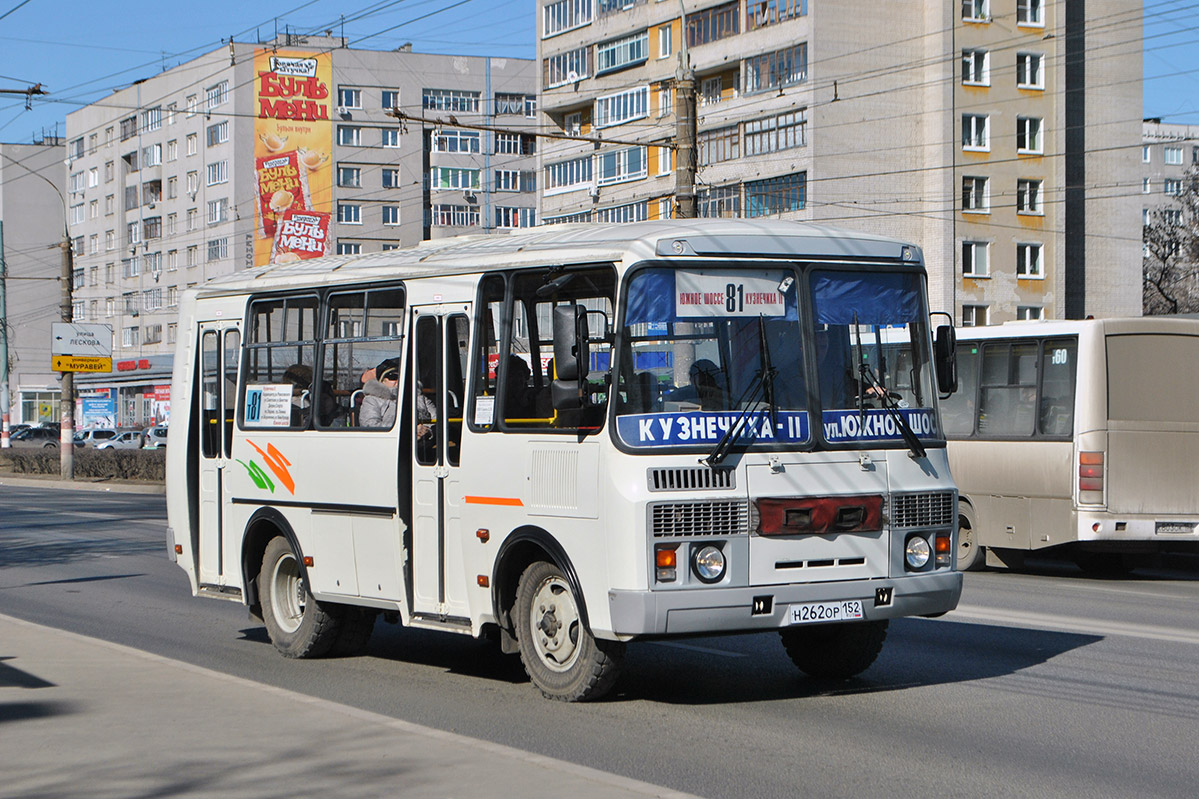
(446, 315, 469, 466)
(469, 276, 505, 431)
(1039, 338, 1077, 437)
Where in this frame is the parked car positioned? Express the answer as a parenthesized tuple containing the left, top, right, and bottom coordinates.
(73, 428, 119, 448)
(9, 427, 60, 449)
(7, 423, 32, 436)
(96, 430, 145, 450)
(142, 426, 168, 449)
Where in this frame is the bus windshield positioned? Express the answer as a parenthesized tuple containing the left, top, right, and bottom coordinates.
(810, 269, 939, 445)
(612, 265, 940, 451)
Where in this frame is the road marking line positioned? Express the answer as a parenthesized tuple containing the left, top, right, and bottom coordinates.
(948, 604, 1199, 646)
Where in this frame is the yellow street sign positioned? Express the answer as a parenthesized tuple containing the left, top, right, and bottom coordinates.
(51, 355, 113, 373)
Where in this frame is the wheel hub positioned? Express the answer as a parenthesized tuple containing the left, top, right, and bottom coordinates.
(529, 577, 581, 672)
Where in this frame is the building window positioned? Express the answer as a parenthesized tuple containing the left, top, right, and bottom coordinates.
(544, 46, 591, 88)
(431, 167, 481, 190)
(962, 114, 989, 150)
(119, 116, 137, 141)
(167, 249, 177, 270)
(1017, 0, 1042, 25)
(962, 241, 989, 277)
(545, 155, 593, 193)
(744, 109, 807, 155)
(1016, 243, 1043, 278)
(1016, 52, 1043, 89)
(1142, 145, 1151, 163)
(494, 169, 533, 191)
(597, 146, 647, 186)
(495, 206, 536, 228)
(745, 43, 807, 93)
(1016, 306, 1043, 320)
(1016, 179, 1042, 214)
(432, 129, 480, 153)
(206, 81, 228, 109)
(494, 93, 530, 114)
(123, 327, 140, 348)
(207, 199, 228, 225)
(658, 24, 672, 58)
(1164, 178, 1182, 196)
(69, 137, 84, 160)
(338, 126, 363, 146)
(594, 85, 649, 128)
(687, 1, 739, 47)
(1016, 117, 1043, 153)
(962, 176, 989, 213)
(69, 204, 85, 226)
(422, 89, 481, 113)
(207, 238, 228, 262)
(338, 165, 362, 187)
(962, 49, 989, 85)
(962, 0, 989, 22)
(142, 143, 162, 167)
(337, 203, 362, 224)
(206, 160, 228, 186)
(544, 211, 592, 225)
(1143, 177, 1152, 194)
(337, 87, 362, 109)
(1164, 146, 1183, 165)
(596, 201, 648, 224)
(596, 30, 649, 74)
(543, 0, 594, 38)
(962, 305, 988, 327)
(337, 242, 363, 255)
(697, 125, 740, 165)
(382, 206, 400, 226)
(746, 172, 806, 217)
(382, 128, 400, 148)
(699, 184, 741, 218)
(747, 0, 808, 30)
(206, 121, 229, 147)
(700, 75, 724, 106)
(382, 167, 400, 188)
(144, 217, 162, 240)
(382, 89, 400, 109)
(495, 132, 536, 155)
(431, 204, 481, 227)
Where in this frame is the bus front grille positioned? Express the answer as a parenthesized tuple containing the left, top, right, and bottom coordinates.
(890, 491, 956, 528)
(647, 467, 736, 492)
(650, 500, 750, 538)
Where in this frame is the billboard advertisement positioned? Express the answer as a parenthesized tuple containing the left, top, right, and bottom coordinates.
(253, 49, 334, 266)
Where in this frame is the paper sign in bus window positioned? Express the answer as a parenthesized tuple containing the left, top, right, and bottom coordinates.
(244, 383, 294, 427)
(675, 270, 786, 318)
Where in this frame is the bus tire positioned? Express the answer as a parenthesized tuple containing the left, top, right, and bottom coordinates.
(259, 536, 340, 659)
(779, 619, 888, 680)
(514, 560, 624, 702)
(328, 607, 378, 657)
(956, 511, 984, 571)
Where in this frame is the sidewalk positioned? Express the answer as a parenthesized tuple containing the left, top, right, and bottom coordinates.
(0, 614, 698, 799)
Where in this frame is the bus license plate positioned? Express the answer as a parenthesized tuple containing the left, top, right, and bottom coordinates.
(1156, 521, 1197, 534)
(788, 600, 864, 625)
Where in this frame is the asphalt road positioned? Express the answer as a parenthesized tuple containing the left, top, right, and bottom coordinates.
(2, 484, 1197, 798)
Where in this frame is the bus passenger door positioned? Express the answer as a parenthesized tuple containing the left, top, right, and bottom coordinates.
(197, 323, 240, 587)
(411, 306, 472, 622)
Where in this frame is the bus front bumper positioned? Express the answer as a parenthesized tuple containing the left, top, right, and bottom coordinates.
(607, 571, 963, 637)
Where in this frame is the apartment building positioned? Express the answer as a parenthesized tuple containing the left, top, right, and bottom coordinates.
(536, 0, 1142, 324)
(1141, 119, 1199, 313)
(63, 36, 535, 427)
(0, 138, 66, 427)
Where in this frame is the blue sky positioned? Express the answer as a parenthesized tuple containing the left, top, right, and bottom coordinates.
(0, 0, 1194, 142)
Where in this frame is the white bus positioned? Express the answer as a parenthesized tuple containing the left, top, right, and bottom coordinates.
(166, 220, 962, 701)
(941, 317, 1199, 572)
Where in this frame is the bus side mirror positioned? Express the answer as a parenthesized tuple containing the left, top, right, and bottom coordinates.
(935, 324, 958, 395)
(552, 304, 589, 410)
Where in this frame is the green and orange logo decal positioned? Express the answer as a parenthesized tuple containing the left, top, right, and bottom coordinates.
(237, 440, 295, 494)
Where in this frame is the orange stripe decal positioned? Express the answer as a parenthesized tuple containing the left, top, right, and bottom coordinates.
(464, 495, 524, 507)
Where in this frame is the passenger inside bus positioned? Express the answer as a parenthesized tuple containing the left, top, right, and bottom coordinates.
(360, 358, 399, 428)
(504, 355, 538, 419)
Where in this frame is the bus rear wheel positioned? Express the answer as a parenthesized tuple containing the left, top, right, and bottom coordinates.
(514, 560, 624, 702)
(779, 619, 888, 680)
(956, 513, 984, 571)
(259, 536, 340, 658)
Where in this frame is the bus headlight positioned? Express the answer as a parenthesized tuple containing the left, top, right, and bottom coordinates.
(905, 536, 931, 570)
(691, 544, 726, 583)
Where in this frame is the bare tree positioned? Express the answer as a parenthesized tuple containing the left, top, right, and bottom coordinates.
(1144, 165, 1199, 315)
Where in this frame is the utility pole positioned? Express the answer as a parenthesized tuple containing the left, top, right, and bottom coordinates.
(674, 10, 697, 219)
(0, 221, 9, 449)
(59, 234, 74, 479)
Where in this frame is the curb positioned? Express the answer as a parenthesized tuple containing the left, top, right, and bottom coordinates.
(0, 475, 165, 494)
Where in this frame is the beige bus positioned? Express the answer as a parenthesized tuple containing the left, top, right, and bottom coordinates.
(939, 317, 1199, 572)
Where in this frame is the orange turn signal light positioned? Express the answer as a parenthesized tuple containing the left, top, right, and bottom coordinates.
(655, 547, 677, 568)
(476, 528, 490, 542)
(302, 556, 314, 567)
(934, 534, 951, 554)
(477, 575, 489, 588)
(174, 544, 182, 555)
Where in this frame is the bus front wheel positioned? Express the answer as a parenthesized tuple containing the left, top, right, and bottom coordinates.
(779, 619, 888, 680)
(514, 560, 625, 701)
(259, 536, 340, 658)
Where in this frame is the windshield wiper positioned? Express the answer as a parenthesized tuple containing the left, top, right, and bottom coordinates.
(858, 364, 927, 459)
(703, 369, 767, 467)
(758, 314, 779, 428)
